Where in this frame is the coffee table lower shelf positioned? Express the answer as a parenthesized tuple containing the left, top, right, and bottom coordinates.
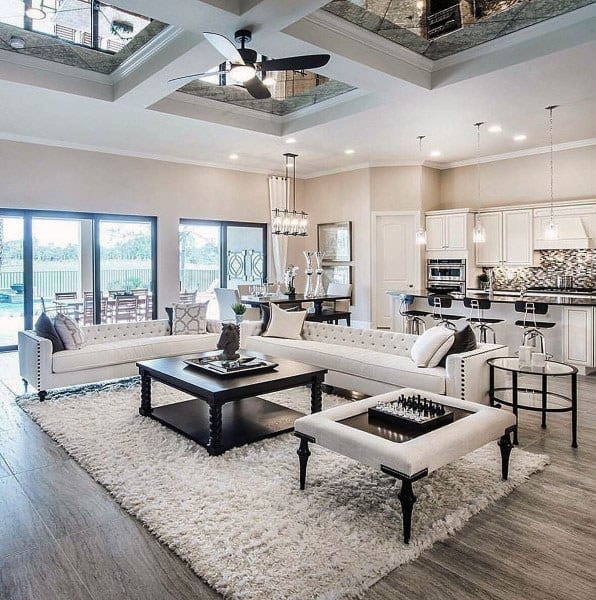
(148, 396, 303, 454)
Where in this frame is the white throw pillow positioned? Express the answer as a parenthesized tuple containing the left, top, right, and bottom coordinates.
(263, 303, 307, 340)
(410, 326, 455, 368)
(172, 301, 209, 335)
(54, 313, 86, 350)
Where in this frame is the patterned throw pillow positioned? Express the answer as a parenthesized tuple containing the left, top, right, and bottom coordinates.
(172, 302, 209, 335)
(54, 313, 86, 350)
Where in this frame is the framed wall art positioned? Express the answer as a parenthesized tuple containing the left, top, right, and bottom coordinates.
(317, 221, 352, 262)
(323, 264, 352, 286)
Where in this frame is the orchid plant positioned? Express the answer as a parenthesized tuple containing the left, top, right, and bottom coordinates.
(284, 264, 299, 296)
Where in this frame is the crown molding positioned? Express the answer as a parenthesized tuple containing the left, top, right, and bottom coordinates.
(439, 138, 596, 170)
(111, 25, 187, 83)
(0, 132, 276, 176)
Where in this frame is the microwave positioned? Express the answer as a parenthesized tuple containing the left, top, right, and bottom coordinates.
(427, 259, 466, 283)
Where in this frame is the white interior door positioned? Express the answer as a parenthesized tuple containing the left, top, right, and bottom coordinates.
(374, 213, 418, 328)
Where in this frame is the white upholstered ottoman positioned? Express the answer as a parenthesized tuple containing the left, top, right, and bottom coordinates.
(294, 388, 517, 544)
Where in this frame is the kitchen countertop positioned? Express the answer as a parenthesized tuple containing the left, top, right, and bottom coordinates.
(387, 290, 596, 306)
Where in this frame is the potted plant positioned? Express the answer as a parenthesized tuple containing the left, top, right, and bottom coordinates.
(231, 302, 247, 324)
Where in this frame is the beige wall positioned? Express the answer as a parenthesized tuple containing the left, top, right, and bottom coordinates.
(0, 140, 271, 311)
(439, 145, 596, 208)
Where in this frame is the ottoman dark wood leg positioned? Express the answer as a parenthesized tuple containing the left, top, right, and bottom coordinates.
(498, 428, 515, 480)
(297, 437, 311, 490)
(398, 479, 417, 544)
(139, 371, 152, 416)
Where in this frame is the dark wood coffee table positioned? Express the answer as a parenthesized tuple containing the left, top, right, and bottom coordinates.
(137, 352, 327, 456)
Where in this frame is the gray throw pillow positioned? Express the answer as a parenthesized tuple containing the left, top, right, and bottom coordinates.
(34, 312, 65, 353)
(172, 301, 209, 335)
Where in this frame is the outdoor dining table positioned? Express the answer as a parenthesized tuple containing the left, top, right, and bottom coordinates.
(241, 294, 351, 316)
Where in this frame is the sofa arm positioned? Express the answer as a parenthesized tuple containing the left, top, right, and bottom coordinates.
(445, 344, 509, 405)
(240, 320, 263, 349)
(18, 330, 53, 392)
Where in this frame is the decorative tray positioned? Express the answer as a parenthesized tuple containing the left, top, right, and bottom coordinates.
(368, 393, 454, 432)
(183, 354, 278, 378)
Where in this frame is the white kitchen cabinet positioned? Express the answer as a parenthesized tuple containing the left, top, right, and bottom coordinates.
(475, 212, 502, 266)
(425, 213, 468, 251)
(563, 306, 594, 367)
(502, 209, 535, 266)
(425, 215, 445, 250)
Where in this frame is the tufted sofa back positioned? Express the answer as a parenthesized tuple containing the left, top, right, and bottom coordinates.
(83, 319, 171, 344)
(301, 322, 417, 357)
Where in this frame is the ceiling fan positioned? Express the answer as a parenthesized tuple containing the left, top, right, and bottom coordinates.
(168, 30, 330, 100)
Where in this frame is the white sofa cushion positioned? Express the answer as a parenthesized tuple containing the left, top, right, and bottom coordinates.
(52, 333, 219, 374)
(245, 336, 446, 394)
(263, 303, 307, 340)
(410, 326, 455, 368)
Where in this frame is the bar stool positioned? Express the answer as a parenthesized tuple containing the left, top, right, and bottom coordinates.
(427, 295, 465, 330)
(514, 300, 555, 355)
(464, 297, 504, 343)
(398, 294, 429, 335)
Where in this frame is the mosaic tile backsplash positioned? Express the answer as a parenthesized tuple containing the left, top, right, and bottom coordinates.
(489, 250, 595, 290)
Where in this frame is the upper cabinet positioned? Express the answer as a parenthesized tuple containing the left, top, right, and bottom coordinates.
(475, 212, 502, 266)
(425, 213, 468, 251)
(502, 209, 535, 266)
(474, 209, 536, 267)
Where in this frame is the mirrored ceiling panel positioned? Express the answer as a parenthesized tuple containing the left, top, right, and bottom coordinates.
(323, 0, 595, 59)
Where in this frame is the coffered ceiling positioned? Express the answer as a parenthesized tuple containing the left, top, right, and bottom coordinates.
(0, 0, 594, 176)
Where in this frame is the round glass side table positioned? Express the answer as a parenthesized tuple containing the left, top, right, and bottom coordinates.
(487, 357, 578, 448)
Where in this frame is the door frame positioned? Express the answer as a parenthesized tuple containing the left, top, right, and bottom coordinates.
(371, 211, 423, 329)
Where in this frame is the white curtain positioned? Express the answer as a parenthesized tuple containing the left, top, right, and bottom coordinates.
(268, 175, 288, 283)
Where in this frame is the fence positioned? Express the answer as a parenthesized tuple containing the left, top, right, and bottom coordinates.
(1, 266, 220, 298)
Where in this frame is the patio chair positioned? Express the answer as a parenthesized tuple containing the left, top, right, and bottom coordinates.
(114, 296, 138, 323)
(179, 291, 197, 303)
(83, 292, 94, 326)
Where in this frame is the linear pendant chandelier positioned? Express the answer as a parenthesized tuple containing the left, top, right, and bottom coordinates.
(272, 153, 308, 236)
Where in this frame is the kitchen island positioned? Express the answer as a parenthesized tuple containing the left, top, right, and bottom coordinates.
(388, 290, 596, 374)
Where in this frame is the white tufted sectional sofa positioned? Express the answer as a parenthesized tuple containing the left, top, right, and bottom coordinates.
(242, 321, 508, 404)
(19, 319, 221, 399)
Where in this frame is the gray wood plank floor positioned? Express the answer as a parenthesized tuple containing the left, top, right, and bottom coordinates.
(0, 352, 594, 600)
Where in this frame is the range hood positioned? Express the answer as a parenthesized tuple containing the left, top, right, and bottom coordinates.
(535, 215, 591, 249)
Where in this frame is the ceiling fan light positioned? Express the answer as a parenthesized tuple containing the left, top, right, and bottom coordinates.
(25, 7, 46, 20)
(229, 64, 255, 83)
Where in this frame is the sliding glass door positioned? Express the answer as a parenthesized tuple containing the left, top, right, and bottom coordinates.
(98, 219, 156, 324)
(0, 215, 25, 350)
(0, 210, 157, 351)
(31, 216, 91, 325)
(179, 220, 267, 296)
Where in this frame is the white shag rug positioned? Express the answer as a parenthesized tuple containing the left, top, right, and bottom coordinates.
(19, 381, 548, 600)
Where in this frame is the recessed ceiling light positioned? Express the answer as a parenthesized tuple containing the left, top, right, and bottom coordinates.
(286, 138, 296, 144)
(9, 36, 26, 50)
(430, 150, 442, 157)
(513, 134, 527, 142)
(344, 149, 355, 155)
(229, 153, 239, 160)
(488, 125, 502, 133)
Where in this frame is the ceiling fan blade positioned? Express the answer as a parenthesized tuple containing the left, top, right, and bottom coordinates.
(168, 71, 228, 85)
(257, 54, 330, 72)
(244, 77, 271, 100)
(203, 32, 244, 64)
